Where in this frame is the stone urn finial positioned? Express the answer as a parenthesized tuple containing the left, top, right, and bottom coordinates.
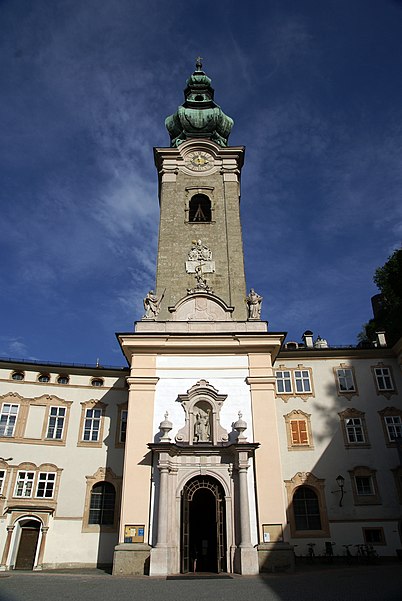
(234, 411, 247, 442)
(159, 411, 173, 442)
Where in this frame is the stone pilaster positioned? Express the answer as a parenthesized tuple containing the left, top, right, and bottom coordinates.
(0, 526, 14, 570)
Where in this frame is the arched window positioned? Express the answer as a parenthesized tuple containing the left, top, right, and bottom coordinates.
(189, 194, 211, 222)
(293, 486, 322, 530)
(88, 482, 116, 525)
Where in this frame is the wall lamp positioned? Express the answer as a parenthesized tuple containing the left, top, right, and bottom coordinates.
(336, 474, 345, 507)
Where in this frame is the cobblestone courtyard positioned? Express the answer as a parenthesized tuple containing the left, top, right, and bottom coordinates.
(0, 564, 400, 601)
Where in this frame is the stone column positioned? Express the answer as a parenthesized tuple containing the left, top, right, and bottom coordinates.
(238, 465, 252, 548)
(155, 465, 169, 547)
(236, 451, 259, 574)
(150, 453, 171, 575)
(0, 526, 14, 570)
(34, 526, 49, 570)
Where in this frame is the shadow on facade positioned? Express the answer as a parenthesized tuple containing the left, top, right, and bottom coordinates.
(258, 360, 402, 579)
(88, 383, 127, 572)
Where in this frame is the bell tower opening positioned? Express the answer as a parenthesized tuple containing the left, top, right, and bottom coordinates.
(181, 476, 226, 574)
(189, 194, 211, 222)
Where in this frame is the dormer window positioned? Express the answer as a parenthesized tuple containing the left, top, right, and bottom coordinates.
(38, 373, 50, 383)
(11, 371, 24, 381)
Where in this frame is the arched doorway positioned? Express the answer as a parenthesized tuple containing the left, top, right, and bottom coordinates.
(181, 476, 226, 573)
(14, 519, 41, 570)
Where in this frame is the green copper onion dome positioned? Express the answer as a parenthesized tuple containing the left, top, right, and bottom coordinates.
(165, 58, 234, 147)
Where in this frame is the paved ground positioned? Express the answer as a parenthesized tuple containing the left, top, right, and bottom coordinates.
(0, 564, 400, 601)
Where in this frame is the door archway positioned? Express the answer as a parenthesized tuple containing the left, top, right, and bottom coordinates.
(181, 476, 226, 573)
(14, 518, 41, 570)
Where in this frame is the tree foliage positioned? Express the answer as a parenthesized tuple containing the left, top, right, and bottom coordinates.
(360, 248, 402, 346)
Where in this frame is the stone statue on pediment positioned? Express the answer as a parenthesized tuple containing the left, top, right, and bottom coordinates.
(246, 288, 263, 320)
(143, 290, 165, 319)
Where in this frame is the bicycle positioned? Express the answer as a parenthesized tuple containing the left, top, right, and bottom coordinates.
(323, 541, 336, 562)
(307, 543, 316, 561)
(342, 544, 353, 565)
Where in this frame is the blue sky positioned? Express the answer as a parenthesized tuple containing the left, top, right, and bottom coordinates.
(0, 0, 401, 366)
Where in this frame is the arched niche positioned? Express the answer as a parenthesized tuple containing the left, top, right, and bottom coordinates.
(175, 380, 229, 445)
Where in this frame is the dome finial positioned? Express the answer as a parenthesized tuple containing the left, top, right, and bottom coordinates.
(165, 62, 234, 147)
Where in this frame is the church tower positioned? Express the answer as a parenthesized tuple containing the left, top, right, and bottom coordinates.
(113, 62, 290, 577)
(153, 60, 247, 320)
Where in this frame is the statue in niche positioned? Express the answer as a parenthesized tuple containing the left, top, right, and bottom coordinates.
(143, 289, 165, 319)
(194, 407, 211, 442)
(246, 288, 263, 320)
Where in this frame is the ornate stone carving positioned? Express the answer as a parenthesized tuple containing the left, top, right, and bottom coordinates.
(233, 411, 248, 442)
(169, 293, 233, 321)
(187, 265, 214, 294)
(159, 412, 173, 442)
(185, 240, 215, 274)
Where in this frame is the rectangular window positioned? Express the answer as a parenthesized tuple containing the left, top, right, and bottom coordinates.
(345, 417, 365, 443)
(384, 416, 402, 441)
(14, 471, 35, 497)
(294, 370, 311, 393)
(290, 420, 308, 445)
(276, 371, 292, 394)
(0, 470, 5, 495)
(363, 527, 385, 545)
(36, 472, 56, 498)
(337, 368, 355, 392)
(375, 367, 394, 391)
(355, 476, 373, 496)
(0, 403, 19, 437)
(119, 409, 128, 443)
(46, 406, 66, 439)
(83, 408, 102, 442)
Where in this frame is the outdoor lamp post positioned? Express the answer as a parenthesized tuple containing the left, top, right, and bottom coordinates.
(336, 474, 345, 507)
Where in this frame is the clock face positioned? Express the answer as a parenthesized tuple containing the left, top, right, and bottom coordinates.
(186, 151, 213, 171)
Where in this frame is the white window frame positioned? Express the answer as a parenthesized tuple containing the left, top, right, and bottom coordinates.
(345, 417, 365, 443)
(36, 472, 56, 498)
(355, 475, 374, 496)
(0, 403, 19, 437)
(384, 415, 402, 442)
(83, 408, 102, 442)
(0, 469, 5, 495)
(14, 471, 35, 498)
(275, 371, 292, 394)
(46, 406, 66, 440)
(375, 367, 394, 391)
(337, 368, 356, 392)
(294, 370, 312, 394)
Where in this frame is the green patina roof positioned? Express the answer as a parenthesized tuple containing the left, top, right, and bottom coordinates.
(165, 59, 234, 147)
